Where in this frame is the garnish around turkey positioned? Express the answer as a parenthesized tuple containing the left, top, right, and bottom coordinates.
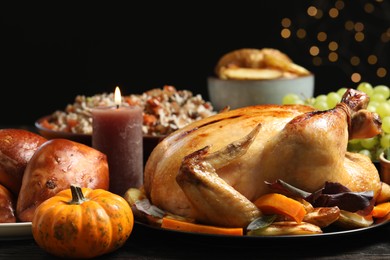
(124, 179, 390, 236)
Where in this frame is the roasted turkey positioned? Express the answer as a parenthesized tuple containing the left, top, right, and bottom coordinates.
(144, 88, 384, 227)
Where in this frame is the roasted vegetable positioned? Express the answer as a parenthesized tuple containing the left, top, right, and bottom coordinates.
(254, 193, 306, 223)
(335, 210, 374, 229)
(267, 180, 375, 214)
(247, 221, 322, 236)
(123, 187, 165, 226)
(161, 216, 243, 236)
(303, 206, 340, 228)
(371, 202, 390, 218)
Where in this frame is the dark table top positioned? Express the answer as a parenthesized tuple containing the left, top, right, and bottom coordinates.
(1, 220, 390, 259)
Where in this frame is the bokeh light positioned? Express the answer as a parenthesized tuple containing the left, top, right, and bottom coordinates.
(281, 0, 390, 86)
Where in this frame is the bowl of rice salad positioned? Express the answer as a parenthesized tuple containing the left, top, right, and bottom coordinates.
(36, 85, 217, 164)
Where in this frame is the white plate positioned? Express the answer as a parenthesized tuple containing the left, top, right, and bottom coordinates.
(0, 222, 32, 240)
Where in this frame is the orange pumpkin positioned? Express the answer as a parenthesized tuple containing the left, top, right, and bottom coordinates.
(32, 185, 134, 259)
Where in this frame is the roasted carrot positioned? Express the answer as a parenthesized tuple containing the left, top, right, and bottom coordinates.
(66, 118, 79, 129)
(371, 202, 390, 218)
(254, 193, 306, 223)
(161, 217, 244, 236)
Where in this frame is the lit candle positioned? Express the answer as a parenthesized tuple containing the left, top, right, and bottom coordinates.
(91, 86, 143, 195)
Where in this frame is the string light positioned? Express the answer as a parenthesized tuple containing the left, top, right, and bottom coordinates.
(281, 0, 390, 86)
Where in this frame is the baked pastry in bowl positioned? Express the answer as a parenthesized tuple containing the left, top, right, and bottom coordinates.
(208, 48, 314, 110)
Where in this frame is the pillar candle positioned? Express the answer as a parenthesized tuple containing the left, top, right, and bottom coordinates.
(92, 88, 143, 195)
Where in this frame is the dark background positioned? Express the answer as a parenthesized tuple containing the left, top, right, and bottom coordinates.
(1, 1, 389, 125)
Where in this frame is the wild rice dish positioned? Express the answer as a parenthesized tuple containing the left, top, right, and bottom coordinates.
(41, 86, 217, 136)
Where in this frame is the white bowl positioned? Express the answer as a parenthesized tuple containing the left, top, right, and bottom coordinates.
(207, 74, 315, 111)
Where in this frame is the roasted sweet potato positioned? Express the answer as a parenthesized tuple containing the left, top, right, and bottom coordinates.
(0, 184, 16, 223)
(0, 129, 47, 195)
(16, 138, 109, 222)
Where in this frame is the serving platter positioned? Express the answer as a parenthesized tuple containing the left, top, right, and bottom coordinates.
(132, 217, 390, 246)
(0, 222, 32, 240)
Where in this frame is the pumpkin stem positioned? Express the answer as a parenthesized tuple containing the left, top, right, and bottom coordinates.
(69, 184, 88, 205)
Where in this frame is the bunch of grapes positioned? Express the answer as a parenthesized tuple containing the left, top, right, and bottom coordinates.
(282, 82, 390, 161)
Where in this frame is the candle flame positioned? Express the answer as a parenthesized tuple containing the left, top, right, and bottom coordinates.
(114, 86, 121, 108)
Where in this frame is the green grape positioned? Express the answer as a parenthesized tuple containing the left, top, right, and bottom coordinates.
(375, 147, 385, 161)
(380, 134, 390, 149)
(360, 136, 378, 149)
(382, 116, 390, 134)
(326, 92, 341, 108)
(282, 93, 302, 105)
(373, 85, 390, 99)
(357, 82, 374, 96)
(303, 97, 315, 106)
(367, 100, 380, 113)
(313, 100, 329, 110)
(376, 102, 390, 118)
(368, 100, 380, 108)
(337, 88, 347, 97)
(348, 139, 363, 151)
(370, 93, 386, 103)
(358, 149, 372, 160)
(315, 94, 327, 102)
(348, 139, 361, 145)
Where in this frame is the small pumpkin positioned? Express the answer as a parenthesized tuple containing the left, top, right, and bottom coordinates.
(32, 184, 134, 259)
